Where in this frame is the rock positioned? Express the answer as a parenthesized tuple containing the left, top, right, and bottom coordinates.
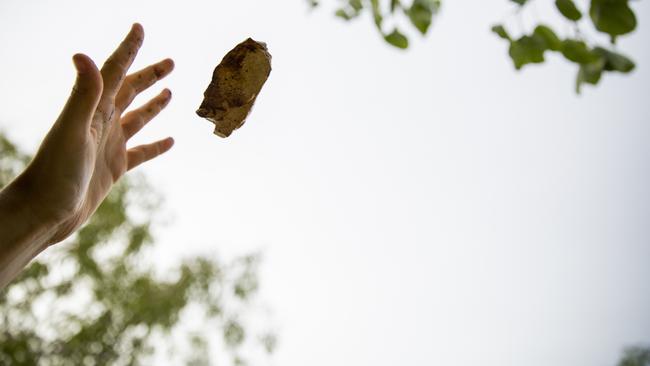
(196, 38, 272, 137)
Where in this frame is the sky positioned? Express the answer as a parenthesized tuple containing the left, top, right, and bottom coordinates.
(1, 0, 649, 365)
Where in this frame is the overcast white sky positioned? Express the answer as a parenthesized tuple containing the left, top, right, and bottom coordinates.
(1, 0, 649, 365)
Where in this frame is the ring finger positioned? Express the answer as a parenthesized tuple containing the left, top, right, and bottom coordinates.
(121, 89, 172, 140)
(115, 58, 174, 113)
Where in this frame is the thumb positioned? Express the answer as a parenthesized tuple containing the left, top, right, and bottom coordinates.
(58, 53, 103, 131)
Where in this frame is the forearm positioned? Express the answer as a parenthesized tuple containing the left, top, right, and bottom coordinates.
(0, 175, 56, 289)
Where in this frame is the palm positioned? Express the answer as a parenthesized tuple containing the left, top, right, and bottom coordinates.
(94, 109, 129, 186)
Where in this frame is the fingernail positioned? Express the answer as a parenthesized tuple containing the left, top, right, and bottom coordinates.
(165, 137, 175, 148)
(163, 88, 172, 98)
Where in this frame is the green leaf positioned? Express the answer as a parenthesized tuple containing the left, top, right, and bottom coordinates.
(590, 0, 637, 40)
(511, 0, 528, 5)
(384, 29, 409, 49)
(224, 320, 246, 347)
(234, 271, 258, 299)
(408, 0, 434, 34)
(126, 224, 151, 255)
(509, 35, 547, 69)
(370, 0, 383, 29)
(260, 333, 278, 354)
(533, 25, 562, 51)
(492, 24, 511, 40)
(561, 39, 599, 63)
(593, 47, 635, 72)
(335, 9, 352, 20)
(390, 0, 401, 13)
(576, 58, 605, 93)
(349, 0, 363, 11)
(555, 0, 582, 21)
(335, 1, 362, 21)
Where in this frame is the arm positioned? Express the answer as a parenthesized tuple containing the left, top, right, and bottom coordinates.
(0, 176, 58, 288)
(0, 23, 174, 289)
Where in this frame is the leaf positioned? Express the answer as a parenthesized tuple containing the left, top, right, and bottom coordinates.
(370, 0, 383, 29)
(533, 25, 562, 51)
(390, 0, 401, 13)
(561, 39, 599, 63)
(234, 356, 248, 366)
(408, 0, 434, 34)
(511, 0, 528, 5)
(576, 58, 605, 93)
(224, 320, 245, 347)
(234, 271, 258, 300)
(555, 0, 582, 21)
(260, 333, 278, 354)
(335, 1, 362, 21)
(593, 47, 635, 72)
(126, 224, 151, 255)
(492, 24, 511, 40)
(384, 29, 409, 49)
(509, 35, 547, 69)
(335, 9, 352, 20)
(590, 0, 637, 40)
(349, 0, 363, 11)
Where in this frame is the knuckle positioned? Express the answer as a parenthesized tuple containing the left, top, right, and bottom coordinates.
(144, 101, 161, 116)
(134, 115, 146, 130)
(71, 84, 87, 97)
(96, 104, 115, 124)
(130, 150, 145, 168)
(128, 69, 156, 94)
(103, 55, 120, 70)
(153, 65, 164, 79)
(103, 56, 128, 78)
(129, 32, 144, 48)
(73, 80, 102, 99)
(122, 39, 142, 59)
(125, 113, 144, 130)
(142, 68, 159, 88)
(123, 86, 137, 105)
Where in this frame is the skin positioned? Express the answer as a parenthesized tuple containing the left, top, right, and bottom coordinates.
(0, 23, 174, 289)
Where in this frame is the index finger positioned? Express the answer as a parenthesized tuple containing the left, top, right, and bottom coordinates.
(100, 23, 144, 101)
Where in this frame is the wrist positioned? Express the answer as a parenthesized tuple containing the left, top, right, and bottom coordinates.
(2, 172, 62, 241)
(0, 175, 59, 288)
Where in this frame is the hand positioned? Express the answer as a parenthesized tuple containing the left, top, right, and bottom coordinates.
(21, 23, 174, 245)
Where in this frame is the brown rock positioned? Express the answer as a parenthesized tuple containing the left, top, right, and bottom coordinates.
(196, 38, 272, 137)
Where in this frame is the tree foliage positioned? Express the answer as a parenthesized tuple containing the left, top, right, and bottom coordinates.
(309, 0, 639, 92)
(493, 0, 637, 93)
(0, 132, 276, 366)
(618, 346, 650, 366)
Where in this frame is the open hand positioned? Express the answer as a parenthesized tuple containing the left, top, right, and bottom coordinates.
(22, 23, 174, 245)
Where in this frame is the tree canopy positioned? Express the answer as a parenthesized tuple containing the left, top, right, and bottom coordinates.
(0, 132, 275, 366)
